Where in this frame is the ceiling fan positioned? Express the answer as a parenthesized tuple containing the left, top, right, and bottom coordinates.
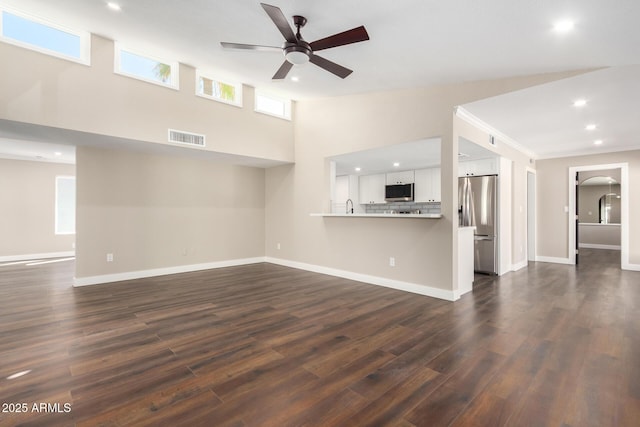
(220, 3, 369, 80)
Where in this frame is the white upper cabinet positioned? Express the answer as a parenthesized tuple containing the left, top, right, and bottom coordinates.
(359, 173, 386, 204)
(385, 170, 415, 185)
(458, 157, 498, 177)
(415, 168, 441, 203)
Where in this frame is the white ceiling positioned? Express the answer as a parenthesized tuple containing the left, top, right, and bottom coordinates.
(331, 137, 497, 176)
(0, 139, 75, 164)
(0, 0, 639, 160)
(0, 120, 290, 168)
(462, 65, 640, 159)
(332, 138, 441, 176)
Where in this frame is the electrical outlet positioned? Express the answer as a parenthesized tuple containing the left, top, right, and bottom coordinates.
(389, 257, 395, 267)
(277, 243, 281, 250)
(106, 253, 113, 262)
(71, 242, 75, 249)
(181, 248, 188, 256)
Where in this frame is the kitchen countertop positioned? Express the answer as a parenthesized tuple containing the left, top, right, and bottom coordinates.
(310, 213, 442, 219)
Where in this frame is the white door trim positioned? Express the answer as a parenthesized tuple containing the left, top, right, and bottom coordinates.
(568, 163, 629, 269)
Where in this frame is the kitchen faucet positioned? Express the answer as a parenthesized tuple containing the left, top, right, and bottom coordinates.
(346, 198, 354, 214)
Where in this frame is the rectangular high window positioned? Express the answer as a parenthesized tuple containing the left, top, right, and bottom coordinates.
(0, 8, 90, 64)
(255, 91, 292, 120)
(55, 176, 75, 235)
(196, 71, 242, 107)
(114, 43, 179, 89)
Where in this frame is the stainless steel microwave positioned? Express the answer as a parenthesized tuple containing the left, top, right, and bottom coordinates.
(385, 183, 414, 202)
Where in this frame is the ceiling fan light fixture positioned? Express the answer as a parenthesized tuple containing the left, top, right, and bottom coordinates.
(284, 44, 310, 65)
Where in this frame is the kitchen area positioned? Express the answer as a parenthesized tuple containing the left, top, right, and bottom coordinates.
(321, 137, 443, 218)
(313, 136, 502, 297)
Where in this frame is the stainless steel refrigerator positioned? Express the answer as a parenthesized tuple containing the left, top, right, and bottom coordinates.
(458, 175, 498, 274)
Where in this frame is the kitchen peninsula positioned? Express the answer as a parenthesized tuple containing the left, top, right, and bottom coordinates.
(310, 213, 442, 218)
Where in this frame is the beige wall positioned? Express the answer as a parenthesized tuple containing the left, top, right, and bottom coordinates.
(75, 146, 265, 278)
(0, 34, 294, 163)
(578, 224, 621, 247)
(266, 73, 577, 293)
(536, 150, 640, 264)
(0, 158, 75, 258)
(578, 184, 621, 224)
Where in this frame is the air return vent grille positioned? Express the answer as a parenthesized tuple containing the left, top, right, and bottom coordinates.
(168, 129, 206, 147)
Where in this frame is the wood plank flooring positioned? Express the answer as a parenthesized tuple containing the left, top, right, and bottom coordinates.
(1, 249, 639, 426)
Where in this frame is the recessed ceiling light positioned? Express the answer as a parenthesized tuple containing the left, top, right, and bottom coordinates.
(355, 167, 361, 172)
(553, 20, 575, 32)
(585, 124, 597, 131)
(594, 140, 603, 145)
(107, 2, 121, 11)
(291, 76, 299, 82)
(573, 99, 587, 107)
(393, 162, 400, 167)
(54, 152, 62, 156)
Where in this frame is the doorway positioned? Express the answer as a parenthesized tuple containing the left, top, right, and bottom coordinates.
(568, 163, 629, 269)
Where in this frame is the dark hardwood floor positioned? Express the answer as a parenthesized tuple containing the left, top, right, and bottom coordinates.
(1, 249, 639, 426)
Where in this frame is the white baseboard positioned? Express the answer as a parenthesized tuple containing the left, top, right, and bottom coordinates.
(265, 257, 457, 302)
(74, 257, 265, 287)
(535, 256, 571, 265)
(511, 260, 528, 271)
(578, 244, 621, 250)
(622, 263, 640, 272)
(0, 251, 75, 262)
(74, 255, 461, 302)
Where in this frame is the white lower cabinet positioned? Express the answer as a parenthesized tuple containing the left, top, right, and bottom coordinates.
(359, 173, 386, 204)
(415, 168, 441, 203)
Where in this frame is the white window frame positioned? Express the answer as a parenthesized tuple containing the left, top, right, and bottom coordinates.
(195, 70, 243, 107)
(114, 42, 179, 90)
(55, 176, 76, 236)
(254, 90, 292, 121)
(0, 6, 91, 65)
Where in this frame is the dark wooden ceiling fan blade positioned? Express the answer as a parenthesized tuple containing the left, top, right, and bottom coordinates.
(309, 55, 353, 79)
(272, 60, 294, 79)
(310, 26, 369, 52)
(261, 3, 297, 43)
(220, 42, 282, 52)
